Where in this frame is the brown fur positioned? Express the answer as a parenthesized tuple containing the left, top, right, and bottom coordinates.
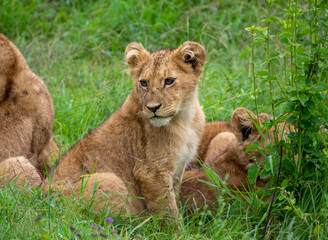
(180, 108, 290, 208)
(50, 138, 60, 160)
(42, 42, 206, 219)
(0, 33, 54, 180)
(61, 173, 135, 214)
(0, 156, 42, 187)
(197, 121, 233, 161)
(187, 121, 233, 169)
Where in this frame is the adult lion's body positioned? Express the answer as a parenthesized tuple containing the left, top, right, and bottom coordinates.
(0, 34, 54, 181)
(43, 42, 206, 218)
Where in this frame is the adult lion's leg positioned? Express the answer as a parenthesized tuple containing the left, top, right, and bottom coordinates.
(0, 156, 42, 188)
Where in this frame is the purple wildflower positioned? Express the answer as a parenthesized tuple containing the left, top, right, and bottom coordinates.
(92, 223, 97, 229)
(100, 233, 108, 238)
(76, 233, 81, 238)
(106, 217, 114, 223)
(135, 233, 142, 238)
(91, 233, 98, 237)
(98, 226, 101, 231)
(70, 226, 76, 231)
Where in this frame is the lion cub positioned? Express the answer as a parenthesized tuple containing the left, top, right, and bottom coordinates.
(43, 42, 206, 218)
(0, 156, 42, 187)
(181, 108, 289, 207)
(0, 33, 55, 183)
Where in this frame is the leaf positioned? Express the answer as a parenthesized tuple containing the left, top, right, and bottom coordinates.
(245, 26, 256, 32)
(297, 67, 305, 76)
(269, 16, 280, 22)
(297, 55, 312, 64)
(245, 143, 257, 153)
(263, 30, 268, 36)
(266, 75, 278, 81)
(268, 155, 274, 175)
(282, 158, 295, 173)
(282, 102, 295, 113)
(256, 70, 269, 76)
(240, 48, 250, 60)
(270, 51, 281, 58)
(281, 179, 289, 188)
(280, 37, 291, 45)
(299, 28, 310, 36)
(305, 100, 315, 111)
(284, 206, 292, 210)
(253, 37, 265, 45)
(302, 108, 311, 119)
(264, 161, 271, 171)
(279, 32, 293, 38)
(260, 169, 271, 179)
(248, 165, 260, 184)
(296, 46, 307, 55)
(299, 94, 309, 106)
(285, 86, 293, 93)
(271, 58, 280, 66)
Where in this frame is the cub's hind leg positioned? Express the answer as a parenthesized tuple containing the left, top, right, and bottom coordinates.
(63, 173, 145, 215)
(0, 156, 42, 188)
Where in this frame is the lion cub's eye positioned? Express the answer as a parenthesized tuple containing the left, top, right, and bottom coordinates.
(164, 77, 176, 87)
(139, 80, 148, 87)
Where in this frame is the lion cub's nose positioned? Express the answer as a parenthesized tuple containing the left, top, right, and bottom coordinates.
(147, 103, 162, 113)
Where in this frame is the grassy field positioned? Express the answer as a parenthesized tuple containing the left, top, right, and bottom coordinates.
(1, 0, 328, 239)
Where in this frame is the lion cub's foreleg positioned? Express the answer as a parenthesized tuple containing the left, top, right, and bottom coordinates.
(134, 162, 179, 219)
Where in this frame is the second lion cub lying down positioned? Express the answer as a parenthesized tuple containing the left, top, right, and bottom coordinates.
(180, 107, 290, 207)
(43, 41, 206, 219)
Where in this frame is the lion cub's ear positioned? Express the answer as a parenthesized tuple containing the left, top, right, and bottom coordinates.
(125, 42, 151, 78)
(231, 107, 261, 143)
(0, 34, 16, 74)
(174, 41, 206, 77)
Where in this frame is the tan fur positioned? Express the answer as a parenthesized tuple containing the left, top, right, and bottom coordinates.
(0, 33, 54, 180)
(42, 42, 206, 219)
(0, 156, 42, 187)
(50, 138, 60, 160)
(61, 173, 135, 214)
(197, 121, 233, 160)
(187, 121, 233, 169)
(181, 108, 291, 208)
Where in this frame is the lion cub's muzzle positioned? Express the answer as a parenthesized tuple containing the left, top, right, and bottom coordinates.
(147, 103, 162, 113)
(143, 103, 177, 127)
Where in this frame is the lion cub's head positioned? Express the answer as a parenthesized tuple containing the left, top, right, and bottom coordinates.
(231, 107, 291, 169)
(125, 42, 205, 127)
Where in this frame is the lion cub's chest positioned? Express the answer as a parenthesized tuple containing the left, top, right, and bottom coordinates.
(172, 126, 199, 181)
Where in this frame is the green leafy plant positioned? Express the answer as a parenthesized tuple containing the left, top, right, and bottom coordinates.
(246, 0, 328, 238)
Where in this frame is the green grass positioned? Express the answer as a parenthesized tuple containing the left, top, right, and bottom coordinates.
(1, 0, 328, 239)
